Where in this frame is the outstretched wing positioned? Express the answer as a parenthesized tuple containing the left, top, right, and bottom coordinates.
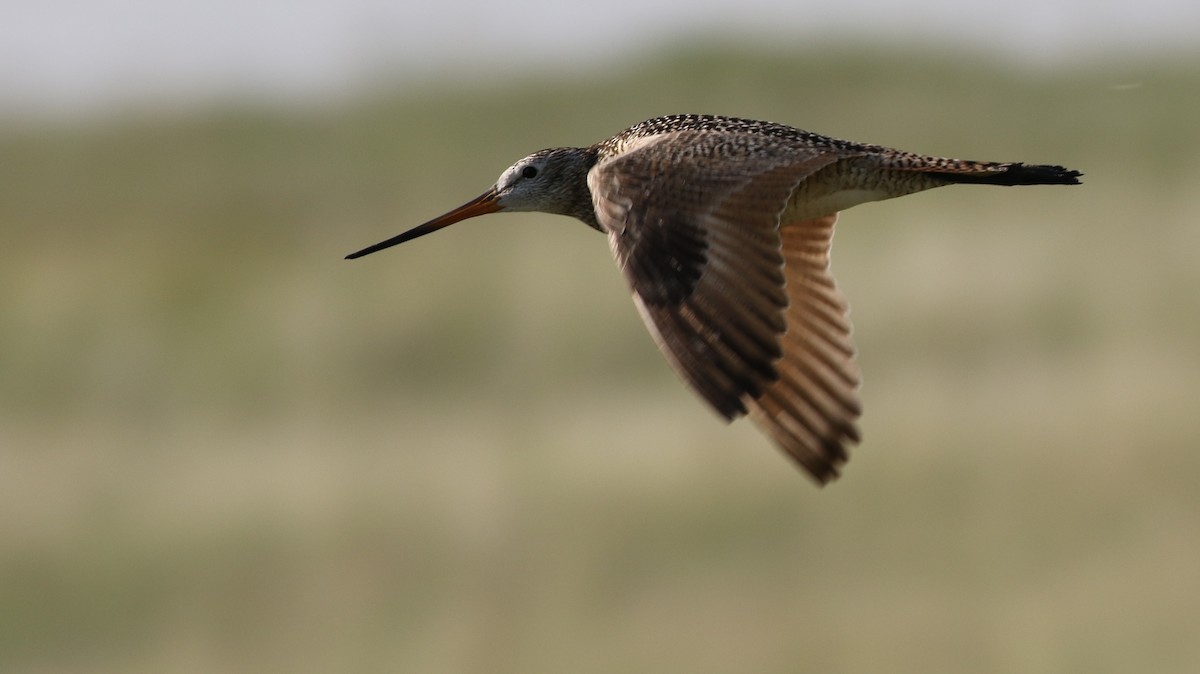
(747, 214, 862, 482)
(588, 130, 862, 483)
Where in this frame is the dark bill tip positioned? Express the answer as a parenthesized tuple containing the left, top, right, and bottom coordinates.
(345, 188, 501, 260)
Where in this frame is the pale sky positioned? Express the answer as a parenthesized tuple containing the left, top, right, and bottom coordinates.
(1, 0, 1196, 114)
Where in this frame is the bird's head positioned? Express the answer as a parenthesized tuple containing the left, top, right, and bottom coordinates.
(345, 147, 596, 260)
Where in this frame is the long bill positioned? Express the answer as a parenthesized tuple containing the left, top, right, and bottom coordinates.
(345, 188, 502, 260)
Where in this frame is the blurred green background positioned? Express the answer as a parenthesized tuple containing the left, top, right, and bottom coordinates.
(3, 32, 1200, 674)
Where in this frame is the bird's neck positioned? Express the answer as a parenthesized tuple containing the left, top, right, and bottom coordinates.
(564, 146, 604, 231)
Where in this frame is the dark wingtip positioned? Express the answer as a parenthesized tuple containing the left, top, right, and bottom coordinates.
(804, 455, 845, 487)
(935, 163, 1084, 186)
(1000, 163, 1084, 186)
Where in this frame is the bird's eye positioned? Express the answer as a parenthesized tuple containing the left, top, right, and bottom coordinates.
(521, 165, 539, 179)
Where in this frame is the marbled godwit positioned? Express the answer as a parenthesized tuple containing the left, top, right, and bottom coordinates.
(347, 114, 1081, 484)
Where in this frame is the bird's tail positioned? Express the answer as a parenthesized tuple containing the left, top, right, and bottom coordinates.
(925, 161, 1083, 186)
(874, 149, 1082, 186)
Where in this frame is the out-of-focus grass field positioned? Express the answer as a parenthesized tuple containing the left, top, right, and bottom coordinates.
(2, 48, 1199, 673)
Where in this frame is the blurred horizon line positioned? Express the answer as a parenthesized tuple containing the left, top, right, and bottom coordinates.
(3, 0, 1200, 123)
(2, 36, 1197, 129)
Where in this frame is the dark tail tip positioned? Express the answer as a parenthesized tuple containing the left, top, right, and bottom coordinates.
(933, 163, 1083, 186)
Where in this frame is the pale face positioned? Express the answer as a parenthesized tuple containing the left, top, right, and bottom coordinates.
(491, 148, 590, 218)
(493, 151, 555, 212)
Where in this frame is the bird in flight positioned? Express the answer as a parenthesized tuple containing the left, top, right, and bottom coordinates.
(347, 114, 1081, 484)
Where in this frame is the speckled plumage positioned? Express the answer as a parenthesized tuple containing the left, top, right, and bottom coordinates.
(347, 114, 1082, 484)
(598, 113, 1068, 175)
